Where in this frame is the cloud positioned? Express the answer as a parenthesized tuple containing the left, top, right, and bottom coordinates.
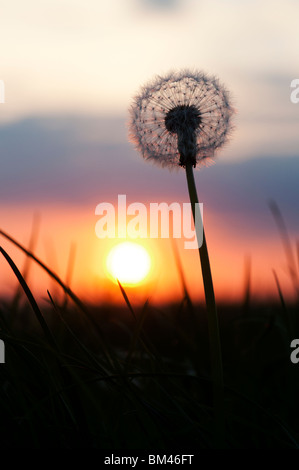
(140, 0, 180, 8)
(0, 116, 298, 241)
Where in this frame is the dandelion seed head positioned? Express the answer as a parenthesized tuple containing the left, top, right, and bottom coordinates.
(128, 69, 234, 169)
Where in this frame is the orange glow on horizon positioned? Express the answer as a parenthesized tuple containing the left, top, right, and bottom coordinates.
(0, 203, 297, 307)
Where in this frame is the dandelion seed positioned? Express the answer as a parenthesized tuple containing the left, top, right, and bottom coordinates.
(128, 69, 234, 168)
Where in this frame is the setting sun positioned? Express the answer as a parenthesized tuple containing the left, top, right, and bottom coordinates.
(106, 242, 151, 286)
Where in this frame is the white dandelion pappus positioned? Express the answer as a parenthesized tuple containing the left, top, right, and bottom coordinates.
(128, 70, 234, 168)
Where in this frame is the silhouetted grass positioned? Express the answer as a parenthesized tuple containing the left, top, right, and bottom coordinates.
(0, 221, 299, 449)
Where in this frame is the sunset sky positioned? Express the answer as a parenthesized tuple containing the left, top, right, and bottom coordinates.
(0, 0, 298, 305)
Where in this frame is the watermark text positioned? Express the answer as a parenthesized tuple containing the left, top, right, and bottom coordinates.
(290, 79, 299, 104)
(95, 195, 203, 249)
(0, 339, 5, 363)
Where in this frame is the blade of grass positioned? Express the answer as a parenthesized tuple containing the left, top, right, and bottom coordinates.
(62, 242, 76, 309)
(272, 269, 293, 338)
(269, 200, 299, 296)
(0, 229, 86, 312)
(171, 237, 194, 311)
(243, 255, 251, 314)
(0, 228, 113, 365)
(47, 290, 109, 374)
(117, 280, 157, 364)
(11, 213, 41, 311)
(0, 246, 57, 349)
(117, 279, 137, 321)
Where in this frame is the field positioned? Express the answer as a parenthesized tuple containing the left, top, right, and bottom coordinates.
(0, 223, 298, 450)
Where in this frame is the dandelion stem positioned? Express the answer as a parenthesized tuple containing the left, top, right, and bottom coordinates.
(185, 162, 224, 445)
